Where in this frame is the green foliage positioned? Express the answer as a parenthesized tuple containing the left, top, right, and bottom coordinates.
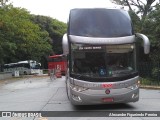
(0, 4, 67, 69)
(112, 0, 158, 20)
(142, 5, 160, 62)
(141, 77, 160, 85)
(128, 11, 141, 32)
(140, 77, 152, 85)
(152, 67, 160, 78)
(31, 15, 67, 54)
(0, 5, 53, 64)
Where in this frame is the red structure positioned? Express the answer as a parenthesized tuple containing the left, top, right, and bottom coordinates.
(48, 54, 67, 75)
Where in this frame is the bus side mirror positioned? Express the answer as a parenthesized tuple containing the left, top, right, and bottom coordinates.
(62, 33, 69, 55)
(135, 33, 150, 54)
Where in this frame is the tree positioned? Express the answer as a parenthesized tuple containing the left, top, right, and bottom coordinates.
(144, 4, 160, 62)
(0, 0, 9, 6)
(112, 0, 159, 17)
(111, 0, 160, 31)
(0, 5, 53, 64)
(31, 15, 67, 54)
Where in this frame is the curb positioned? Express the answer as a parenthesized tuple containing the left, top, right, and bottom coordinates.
(140, 85, 160, 90)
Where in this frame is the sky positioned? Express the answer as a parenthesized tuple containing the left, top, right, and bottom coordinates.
(10, 0, 118, 23)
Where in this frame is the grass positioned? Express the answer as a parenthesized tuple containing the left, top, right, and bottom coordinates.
(140, 77, 160, 86)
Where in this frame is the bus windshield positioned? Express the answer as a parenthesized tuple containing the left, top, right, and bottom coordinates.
(69, 9, 133, 37)
(71, 44, 136, 78)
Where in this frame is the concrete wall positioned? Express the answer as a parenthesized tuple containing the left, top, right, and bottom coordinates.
(0, 72, 12, 80)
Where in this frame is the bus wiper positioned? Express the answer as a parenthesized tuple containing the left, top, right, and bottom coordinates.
(76, 73, 85, 79)
(113, 70, 132, 74)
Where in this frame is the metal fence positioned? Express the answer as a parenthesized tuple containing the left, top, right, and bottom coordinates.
(138, 62, 160, 86)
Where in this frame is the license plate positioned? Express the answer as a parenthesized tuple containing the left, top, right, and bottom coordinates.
(102, 98, 114, 102)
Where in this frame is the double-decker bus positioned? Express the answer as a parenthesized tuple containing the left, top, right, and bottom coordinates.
(3, 60, 41, 75)
(62, 8, 150, 105)
(48, 55, 67, 75)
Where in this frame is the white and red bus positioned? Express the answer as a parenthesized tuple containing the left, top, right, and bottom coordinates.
(3, 60, 41, 75)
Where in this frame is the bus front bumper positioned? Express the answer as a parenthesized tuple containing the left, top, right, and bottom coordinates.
(69, 87, 139, 105)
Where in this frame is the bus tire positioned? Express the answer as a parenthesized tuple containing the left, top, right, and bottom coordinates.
(66, 80, 70, 100)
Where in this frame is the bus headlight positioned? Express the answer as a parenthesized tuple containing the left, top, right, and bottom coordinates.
(72, 94, 82, 102)
(127, 83, 138, 90)
(70, 84, 88, 92)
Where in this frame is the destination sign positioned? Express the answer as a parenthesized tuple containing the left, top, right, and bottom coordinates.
(78, 46, 103, 50)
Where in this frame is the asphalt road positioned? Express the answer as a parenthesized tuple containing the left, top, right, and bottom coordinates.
(0, 76, 160, 120)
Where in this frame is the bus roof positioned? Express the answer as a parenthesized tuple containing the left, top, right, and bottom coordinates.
(18, 60, 36, 63)
(4, 60, 36, 65)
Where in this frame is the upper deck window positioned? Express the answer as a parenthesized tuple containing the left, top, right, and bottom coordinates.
(69, 9, 134, 37)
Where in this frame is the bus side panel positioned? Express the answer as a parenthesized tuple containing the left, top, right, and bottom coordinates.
(48, 62, 55, 70)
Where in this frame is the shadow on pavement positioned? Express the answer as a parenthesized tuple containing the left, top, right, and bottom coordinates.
(73, 103, 135, 111)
